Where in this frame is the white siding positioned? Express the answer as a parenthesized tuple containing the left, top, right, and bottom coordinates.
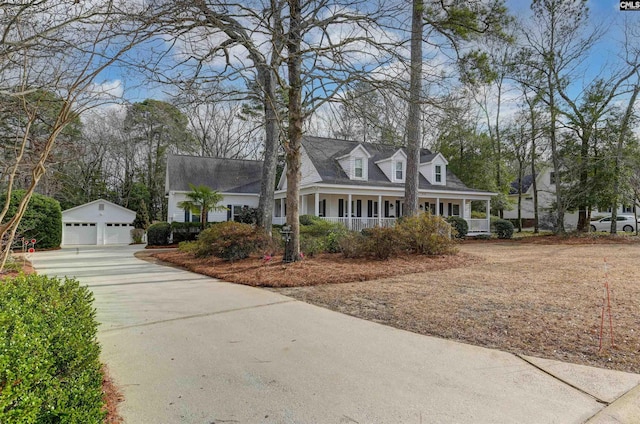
(167, 192, 259, 223)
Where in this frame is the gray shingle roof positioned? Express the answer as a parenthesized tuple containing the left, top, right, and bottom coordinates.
(166, 154, 262, 194)
(301, 136, 485, 193)
(510, 174, 536, 195)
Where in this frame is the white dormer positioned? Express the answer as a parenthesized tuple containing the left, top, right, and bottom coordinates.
(419, 153, 448, 185)
(336, 144, 372, 180)
(375, 150, 407, 183)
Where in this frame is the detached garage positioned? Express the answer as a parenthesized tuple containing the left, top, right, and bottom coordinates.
(62, 199, 136, 246)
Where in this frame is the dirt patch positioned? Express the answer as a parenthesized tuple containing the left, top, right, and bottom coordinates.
(150, 239, 640, 374)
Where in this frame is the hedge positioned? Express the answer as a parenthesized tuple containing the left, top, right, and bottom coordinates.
(147, 222, 171, 246)
(0, 274, 105, 423)
(2, 190, 62, 249)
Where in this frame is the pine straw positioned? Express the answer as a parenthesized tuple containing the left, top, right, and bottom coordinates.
(102, 365, 124, 424)
(151, 249, 480, 287)
(150, 238, 640, 374)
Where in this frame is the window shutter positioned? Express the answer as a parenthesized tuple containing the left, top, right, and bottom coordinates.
(367, 200, 373, 217)
(356, 200, 362, 217)
(338, 199, 344, 217)
(227, 205, 232, 221)
(184, 209, 189, 222)
(384, 201, 389, 217)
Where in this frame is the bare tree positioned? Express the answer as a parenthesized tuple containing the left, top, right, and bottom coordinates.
(0, 0, 153, 270)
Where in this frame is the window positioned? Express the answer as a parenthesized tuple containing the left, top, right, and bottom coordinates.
(354, 158, 363, 178)
(452, 204, 460, 216)
(395, 161, 403, 180)
(184, 208, 200, 222)
(550, 171, 556, 185)
(435, 165, 442, 183)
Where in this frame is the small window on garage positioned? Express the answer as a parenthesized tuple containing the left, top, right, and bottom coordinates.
(107, 223, 113, 227)
(89, 223, 96, 227)
(65, 223, 72, 227)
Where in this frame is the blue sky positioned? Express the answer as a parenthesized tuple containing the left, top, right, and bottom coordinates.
(95, 0, 640, 106)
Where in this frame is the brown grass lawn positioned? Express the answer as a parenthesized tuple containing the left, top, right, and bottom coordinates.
(151, 237, 640, 374)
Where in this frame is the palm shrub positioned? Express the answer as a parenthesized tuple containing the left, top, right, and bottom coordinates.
(0, 274, 104, 423)
(396, 213, 456, 255)
(177, 184, 226, 231)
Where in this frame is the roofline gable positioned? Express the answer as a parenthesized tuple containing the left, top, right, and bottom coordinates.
(336, 143, 373, 160)
(62, 199, 136, 215)
(421, 152, 449, 166)
(375, 149, 407, 165)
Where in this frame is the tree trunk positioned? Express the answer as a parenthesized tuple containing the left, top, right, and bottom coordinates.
(404, 0, 423, 217)
(256, 66, 279, 235)
(610, 82, 640, 234)
(547, 71, 565, 234)
(284, 0, 302, 262)
(576, 127, 591, 232)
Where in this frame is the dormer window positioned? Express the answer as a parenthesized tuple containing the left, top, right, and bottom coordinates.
(395, 161, 403, 180)
(355, 158, 364, 178)
(435, 165, 442, 183)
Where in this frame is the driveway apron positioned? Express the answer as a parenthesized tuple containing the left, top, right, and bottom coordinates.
(31, 245, 640, 424)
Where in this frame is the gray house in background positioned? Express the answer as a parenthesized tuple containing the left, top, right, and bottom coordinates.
(165, 137, 495, 234)
(165, 155, 262, 223)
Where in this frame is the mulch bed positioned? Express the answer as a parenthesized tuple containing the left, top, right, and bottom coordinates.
(150, 250, 481, 287)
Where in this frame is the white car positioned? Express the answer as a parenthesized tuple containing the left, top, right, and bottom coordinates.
(590, 215, 639, 233)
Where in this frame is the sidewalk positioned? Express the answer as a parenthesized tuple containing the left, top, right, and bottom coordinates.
(32, 245, 640, 423)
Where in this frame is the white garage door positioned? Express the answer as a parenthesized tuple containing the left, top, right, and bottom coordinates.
(105, 223, 133, 244)
(63, 223, 97, 245)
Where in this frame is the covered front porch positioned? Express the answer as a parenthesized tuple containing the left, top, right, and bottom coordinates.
(272, 187, 492, 235)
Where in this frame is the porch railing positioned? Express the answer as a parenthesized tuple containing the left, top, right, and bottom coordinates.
(467, 218, 490, 233)
(272, 215, 491, 234)
(320, 217, 396, 231)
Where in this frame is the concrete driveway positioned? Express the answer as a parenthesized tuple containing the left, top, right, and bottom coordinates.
(31, 245, 640, 423)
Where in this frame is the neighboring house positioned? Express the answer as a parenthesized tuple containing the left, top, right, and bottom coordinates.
(166, 154, 262, 223)
(165, 137, 495, 234)
(62, 199, 136, 245)
(504, 167, 634, 230)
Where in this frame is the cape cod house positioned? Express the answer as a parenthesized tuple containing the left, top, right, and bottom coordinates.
(166, 136, 495, 234)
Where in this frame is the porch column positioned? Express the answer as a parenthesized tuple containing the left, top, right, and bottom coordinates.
(378, 195, 382, 227)
(486, 199, 491, 232)
(347, 194, 352, 230)
(462, 198, 467, 218)
(315, 192, 320, 217)
(435, 197, 440, 216)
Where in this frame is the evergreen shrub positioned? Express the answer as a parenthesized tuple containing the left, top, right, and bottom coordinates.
(147, 222, 171, 246)
(494, 219, 514, 239)
(446, 216, 468, 239)
(0, 274, 104, 423)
